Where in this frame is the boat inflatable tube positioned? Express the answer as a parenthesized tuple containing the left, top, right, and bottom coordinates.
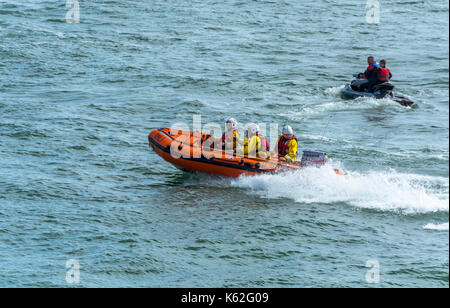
(148, 128, 343, 178)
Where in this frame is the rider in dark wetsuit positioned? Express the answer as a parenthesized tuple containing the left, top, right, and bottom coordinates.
(361, 56, 381, 92)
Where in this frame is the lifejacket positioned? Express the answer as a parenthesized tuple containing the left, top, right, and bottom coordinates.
(222, 129, 237, 144)
(363, 62, 380, 80)
(258, 134, 270, 152)
(278, 135, 297, 158)
(241, 135, 267, 158)
(253, 135, 269, 158)
(376, 67, 392, 82)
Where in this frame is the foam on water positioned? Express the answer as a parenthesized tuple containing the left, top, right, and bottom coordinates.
(423, 223, 449, 231)
(324, 85, 345, 96)
(232, 163, 449, 214)
(284, 97, 404, 120)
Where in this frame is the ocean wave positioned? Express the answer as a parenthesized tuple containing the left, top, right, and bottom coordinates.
(423, 223, 449, 231)
(231, 163, 449, 214)
(282, 97, 405, 120)
(324, 85, 345, 96)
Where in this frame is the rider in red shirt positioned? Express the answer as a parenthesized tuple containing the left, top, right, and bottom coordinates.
(361, 56, 381, 91)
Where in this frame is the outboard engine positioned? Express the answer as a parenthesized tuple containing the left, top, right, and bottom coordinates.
(301, 151, 328, 167)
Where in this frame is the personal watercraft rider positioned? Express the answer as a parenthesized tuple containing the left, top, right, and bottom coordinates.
(238, 123, 270, 159)
(360, 56, 381, 92)
(273, 125, 298, 163)
(377, 59, 393, 82)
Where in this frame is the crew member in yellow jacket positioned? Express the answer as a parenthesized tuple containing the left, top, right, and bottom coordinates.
(208, 117, 244, 152)
(222, 117, 244, 151)
(237, 123, 270, 159)
(273, 125, 298, 162)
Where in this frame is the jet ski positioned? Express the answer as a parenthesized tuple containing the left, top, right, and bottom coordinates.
(148, 128, 343, 178)
(341, 74, 415, 107)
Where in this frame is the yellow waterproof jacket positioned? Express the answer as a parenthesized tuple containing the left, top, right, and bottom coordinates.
(224, 130, 243, 150)
(239, 136, 270, 158)
(214, 130, 243, 150)
(274, 135, 298, 162)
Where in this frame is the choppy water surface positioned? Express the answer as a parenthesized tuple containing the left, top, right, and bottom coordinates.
(0, 0, 448, 287)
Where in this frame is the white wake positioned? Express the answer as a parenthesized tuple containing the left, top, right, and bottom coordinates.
(232, 163, 449, 214)
(423, 223, 449, 231)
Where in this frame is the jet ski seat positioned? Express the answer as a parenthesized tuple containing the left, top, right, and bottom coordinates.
(350, 79, 369, 91)
(373, 82, 395, 92)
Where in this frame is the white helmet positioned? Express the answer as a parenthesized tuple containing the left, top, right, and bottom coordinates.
(282, 125, 294, 136)
(247, 123, 260, 135)
(226, 117, 238, 128)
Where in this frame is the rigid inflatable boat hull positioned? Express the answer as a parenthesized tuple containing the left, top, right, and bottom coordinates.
(148, 128, 343, 178)
(148, 128, 280, 177)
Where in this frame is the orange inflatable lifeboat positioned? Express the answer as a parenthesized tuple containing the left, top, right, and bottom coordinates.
(148, 128, 343, 178)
